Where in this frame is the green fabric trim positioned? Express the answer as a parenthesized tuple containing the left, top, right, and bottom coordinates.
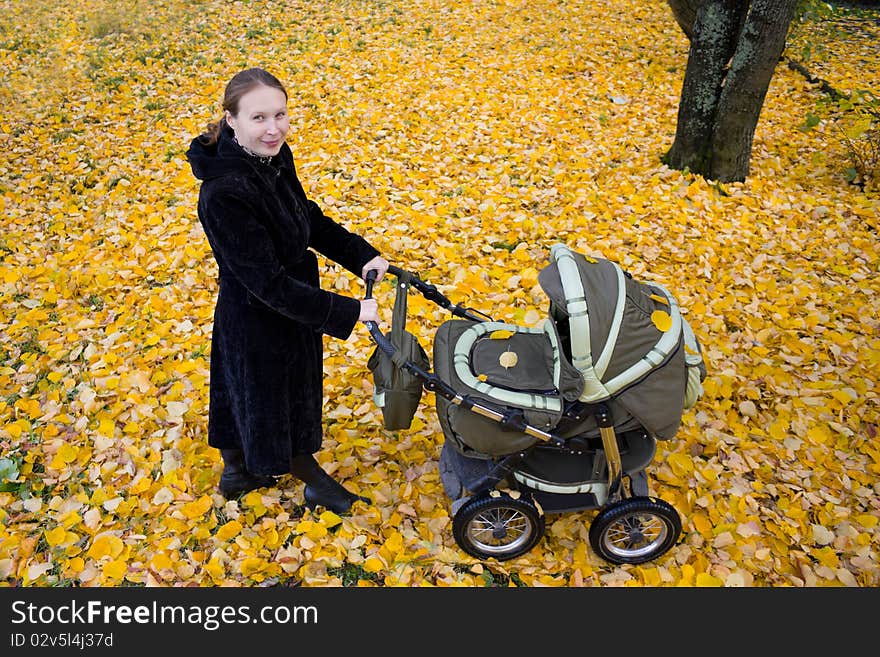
(543, 318, 562, 392)
(685, 365, 704, 409)
(512, 470, 609, 499)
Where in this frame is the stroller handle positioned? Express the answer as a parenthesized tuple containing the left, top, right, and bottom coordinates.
(363, 265, 489, 354)
(385, 265, 492, 322)
(363, 269, 393, 357)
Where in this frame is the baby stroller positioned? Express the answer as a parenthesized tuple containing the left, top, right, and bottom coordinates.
(365, 243, 706, 564)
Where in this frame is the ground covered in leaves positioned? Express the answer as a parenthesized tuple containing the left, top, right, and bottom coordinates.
(1, 0, 878, 587)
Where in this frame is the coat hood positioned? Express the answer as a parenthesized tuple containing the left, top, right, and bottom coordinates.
(186, 123, 293, 181)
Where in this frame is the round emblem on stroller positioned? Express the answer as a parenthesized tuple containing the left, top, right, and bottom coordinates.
(498, 350, 518, 368)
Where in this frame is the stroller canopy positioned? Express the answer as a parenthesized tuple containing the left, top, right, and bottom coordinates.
(539, 244, 682, 402)
(537, 244, 704, 436)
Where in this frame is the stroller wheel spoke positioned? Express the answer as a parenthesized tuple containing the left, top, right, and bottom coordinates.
(604, 512, 668, 552)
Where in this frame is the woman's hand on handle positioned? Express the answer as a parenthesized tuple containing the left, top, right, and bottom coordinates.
(361, 255, 389, 283)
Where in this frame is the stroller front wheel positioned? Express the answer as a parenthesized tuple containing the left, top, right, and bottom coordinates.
(589, 497, 681, 565)
(452, 492, 544, 561)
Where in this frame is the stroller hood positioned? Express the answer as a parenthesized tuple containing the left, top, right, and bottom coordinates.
(538, 244, 705, 438)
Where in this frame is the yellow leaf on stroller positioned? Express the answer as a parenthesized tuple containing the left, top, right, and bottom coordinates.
(651, 310, 672, 332)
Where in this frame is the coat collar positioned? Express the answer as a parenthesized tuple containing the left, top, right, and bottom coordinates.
(187, 123, 294, 182)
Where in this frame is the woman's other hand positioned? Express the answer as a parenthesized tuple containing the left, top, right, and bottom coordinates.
(359, 298, 379, 323)
(361, 255, 389, 283)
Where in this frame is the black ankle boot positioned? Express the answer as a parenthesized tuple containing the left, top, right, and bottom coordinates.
(289, 453, 369, 514)
(219, 449, 275, 499)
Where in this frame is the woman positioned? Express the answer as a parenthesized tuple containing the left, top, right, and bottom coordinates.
(185, 67, 388, 513)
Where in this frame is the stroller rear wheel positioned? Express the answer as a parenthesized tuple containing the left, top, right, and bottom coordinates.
(452, 491, 544, 561)
(589, 497, 681, 565)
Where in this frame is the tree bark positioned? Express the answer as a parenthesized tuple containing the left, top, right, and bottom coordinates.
(666, 0, 748, 44)
(709, 0, 799, 181)
(664, 1, 747, 174)
(667, 0, 701, 40)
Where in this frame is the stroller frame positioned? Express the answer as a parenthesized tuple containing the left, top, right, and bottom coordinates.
(365, 260, 683, 565)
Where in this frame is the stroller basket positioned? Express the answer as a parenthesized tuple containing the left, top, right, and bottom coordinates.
(364, 243, 706, 565)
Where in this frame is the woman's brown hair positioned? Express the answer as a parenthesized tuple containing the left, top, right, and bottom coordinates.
(199, 68, 288, 145)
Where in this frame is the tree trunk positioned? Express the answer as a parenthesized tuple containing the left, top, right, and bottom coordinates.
(709, 0, 799, 181)
(664, 1, 747, 174)
(663, 0, 798, 182)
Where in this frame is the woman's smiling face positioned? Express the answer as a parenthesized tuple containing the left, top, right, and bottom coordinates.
(226, 84, 289, 157)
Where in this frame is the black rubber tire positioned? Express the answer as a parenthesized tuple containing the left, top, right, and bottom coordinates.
(589, 497, 681, 565)
(452, 492, 544, 561)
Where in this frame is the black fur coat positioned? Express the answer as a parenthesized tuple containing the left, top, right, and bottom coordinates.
(186, 126, 380, 475)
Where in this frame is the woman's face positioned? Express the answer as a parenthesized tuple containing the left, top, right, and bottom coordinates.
(226, 85, 289, 157)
